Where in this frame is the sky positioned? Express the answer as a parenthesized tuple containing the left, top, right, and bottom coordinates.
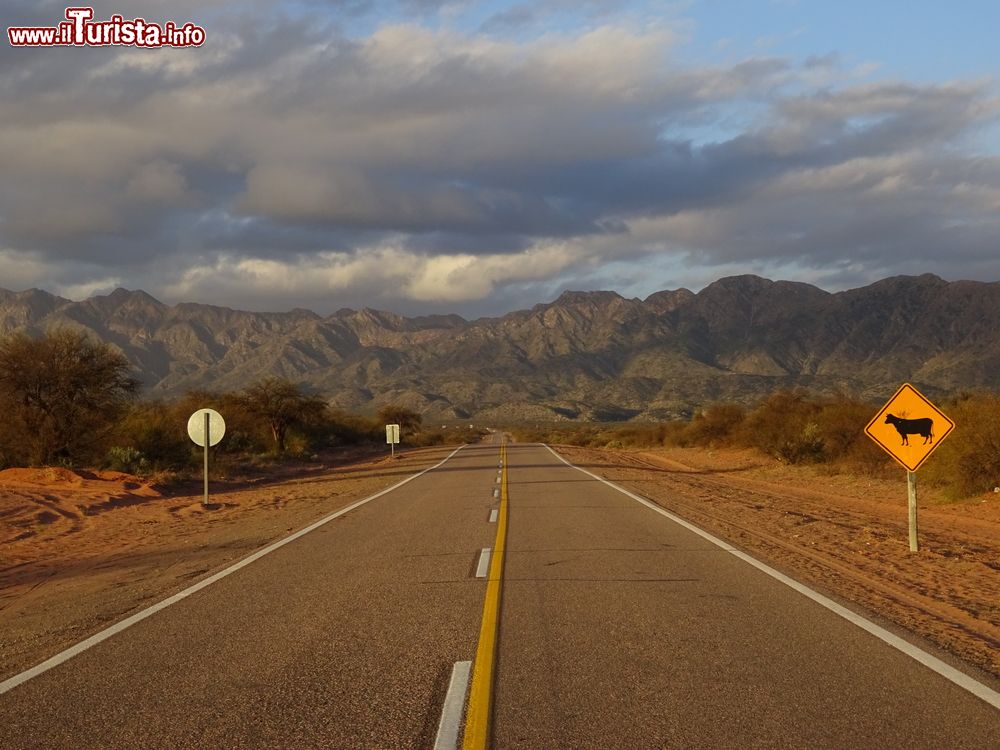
(2, 0, 999, 317)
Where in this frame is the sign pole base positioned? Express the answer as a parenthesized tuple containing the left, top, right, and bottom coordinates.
(907, 470, 918, 552)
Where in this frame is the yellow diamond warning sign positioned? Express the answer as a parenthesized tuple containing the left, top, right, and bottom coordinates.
(864, 383, 955, 472)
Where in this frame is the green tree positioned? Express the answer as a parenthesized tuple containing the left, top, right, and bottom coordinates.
(240, 376, 326, 454)
(0, 330, 139, 465)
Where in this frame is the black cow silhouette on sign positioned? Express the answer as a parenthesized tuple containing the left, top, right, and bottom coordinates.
(884, 414, 934, 446)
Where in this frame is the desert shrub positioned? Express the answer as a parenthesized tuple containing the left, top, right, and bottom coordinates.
(798, 397, 889, 475)
(409, 429, 449, 447)
(738, 389, 825, 463)
(838, 435, 893, 477)
(606, 423, 670, 448)
(220, 429, 259, 454)
(921, 393, 1000, 497)
(280, 431, 313, 458)
(310, 409, 381, 447)
(113, 400, 196, 470)
(377, 404, 423, 436)
(104, 446, 150, 476)
(682, 403, 746, 447)
(812, 399, 874, 461)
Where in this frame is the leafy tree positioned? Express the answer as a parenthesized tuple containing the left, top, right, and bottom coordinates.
(376, 404, 423, 436)
(0, 330, 139, 465)
(239, 376, 326, 454)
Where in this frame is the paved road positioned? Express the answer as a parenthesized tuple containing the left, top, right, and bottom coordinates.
(0, 443, 501, 749)
(1, 438, 997, 749)
(493, 444, 1000, 748)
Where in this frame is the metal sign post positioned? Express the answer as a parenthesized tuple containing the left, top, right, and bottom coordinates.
(907, 471, 918, 552)
(864, 383, 954, 553)
(187, 408, 226, 507)
(204, 411, 210, 506)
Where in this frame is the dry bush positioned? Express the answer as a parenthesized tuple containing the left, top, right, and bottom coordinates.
(607, 423, 671, 448)
(503, 390, 1000, 499)
(814, 398, 871, 461)
(839, 436, 894, 477)
(681, 403, 746, 447)
(737, 389, 825, 463)
(407, 428, 450, 447)
(921, 393, 1000, 497)
(0, 330, 138, 466)
(110, 400, 197, 472)
(658, 421, 689, 446)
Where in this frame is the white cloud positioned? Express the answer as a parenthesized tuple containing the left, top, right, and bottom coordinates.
(159, 241, 584, 306)
(1, 3, 999, 315)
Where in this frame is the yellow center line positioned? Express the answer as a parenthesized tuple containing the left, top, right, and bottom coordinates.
(462, 441, 509, 749)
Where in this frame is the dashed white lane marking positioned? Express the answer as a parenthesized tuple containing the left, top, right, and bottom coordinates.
(434, 660, 472, 750)
(495, 476, 501, 484)
(488, 509, 498, 523)
(0, 445, 469, 697)
(543, 444, 1000, 711)
(493, 488, 499, 499)
(475, 548, 492, 578)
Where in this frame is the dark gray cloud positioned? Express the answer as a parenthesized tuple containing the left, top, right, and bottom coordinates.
(1, 1, 998, 315)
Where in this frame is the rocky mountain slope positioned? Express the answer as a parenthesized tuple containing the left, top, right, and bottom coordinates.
(0, 274, 996, 421)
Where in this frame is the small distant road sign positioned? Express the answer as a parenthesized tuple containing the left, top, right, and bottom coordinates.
(864, 383, 954, 472)
(187, 408, 226, 447)
(386, 423, 400, 458)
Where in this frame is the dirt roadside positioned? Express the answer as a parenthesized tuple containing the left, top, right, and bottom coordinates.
(552, 444, 1000, 682)
(0, 445, 458, 682)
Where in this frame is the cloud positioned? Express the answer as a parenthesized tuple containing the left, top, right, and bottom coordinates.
(1, 2, 999, 316)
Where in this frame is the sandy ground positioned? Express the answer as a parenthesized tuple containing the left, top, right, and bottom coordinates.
(554, 444, 1000, 681)
(0, 446, 456, 682)
(2, 441, 998, 686)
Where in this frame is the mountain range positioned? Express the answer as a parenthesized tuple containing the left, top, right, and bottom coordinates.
(0, 273, 997, 421)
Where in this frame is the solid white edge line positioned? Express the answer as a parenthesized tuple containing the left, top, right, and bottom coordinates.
(542, 443, 1000, 711)
(0, 444, 469, 697)
(475, 548, 492, 578)
(433, 660, 472, 750)
(488, 509, 498, 523)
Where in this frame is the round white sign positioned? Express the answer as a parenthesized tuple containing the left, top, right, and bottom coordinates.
(187, 408, 226, 447)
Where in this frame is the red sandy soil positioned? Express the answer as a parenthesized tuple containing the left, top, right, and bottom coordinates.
(553, 444, 1000, 682)
(0, 446, 455, 681)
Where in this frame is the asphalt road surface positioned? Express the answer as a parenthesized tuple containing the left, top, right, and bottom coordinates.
(1, 439, 998, 749)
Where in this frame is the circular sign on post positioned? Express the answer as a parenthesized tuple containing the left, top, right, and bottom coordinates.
(187, 408, 226, 447)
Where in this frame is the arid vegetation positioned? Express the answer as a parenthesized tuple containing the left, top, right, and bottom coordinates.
(0, 331, 455, 477)
(3, 332, 997, 500)
(105, 394, 448, 478)
(510, 389, 1000, 500)
(0, 330, 139, 467)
